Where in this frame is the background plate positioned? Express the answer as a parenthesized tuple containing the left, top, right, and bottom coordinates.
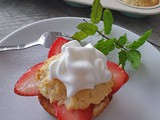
(64, 0, 160, 15)
(0, 17, 160, 120)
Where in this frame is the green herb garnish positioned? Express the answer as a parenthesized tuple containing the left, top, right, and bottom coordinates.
(71, 0, 152, 69)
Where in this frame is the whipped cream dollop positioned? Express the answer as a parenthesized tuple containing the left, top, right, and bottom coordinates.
(48, 40, 112, 98)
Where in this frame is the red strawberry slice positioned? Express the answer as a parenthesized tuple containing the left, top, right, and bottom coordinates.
(53, 102, 94, 120)
(14, 62, 43, 96)
(107, 61, 129, 94)
(48, 37, 69, 58)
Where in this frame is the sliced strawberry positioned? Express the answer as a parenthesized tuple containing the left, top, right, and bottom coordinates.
(14, 62, 43, 96)
(48, 37, 69, 58)
(107, 61, 129, 94)
(53, 102, 94, 120)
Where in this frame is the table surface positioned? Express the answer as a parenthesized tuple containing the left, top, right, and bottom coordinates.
(0, 0, 159, 51)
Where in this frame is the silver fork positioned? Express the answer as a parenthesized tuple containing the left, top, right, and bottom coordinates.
(0, 32, 71, 52)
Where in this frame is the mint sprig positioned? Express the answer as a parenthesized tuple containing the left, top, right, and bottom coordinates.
(71, 0, 151, 69)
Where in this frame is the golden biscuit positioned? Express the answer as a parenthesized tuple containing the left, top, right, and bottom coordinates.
(37, 54, 114, 110)
(38, 94, 112, 118)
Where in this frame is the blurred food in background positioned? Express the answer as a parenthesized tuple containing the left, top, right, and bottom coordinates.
(121, 0, 159, 7)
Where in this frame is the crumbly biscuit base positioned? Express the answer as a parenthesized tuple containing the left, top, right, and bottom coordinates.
(37, 54, 114, 110)
(38, 94, 112, 118)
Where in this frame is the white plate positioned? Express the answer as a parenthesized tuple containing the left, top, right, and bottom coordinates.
(64, 0, 160, 15)
(0, 17, 160, 120)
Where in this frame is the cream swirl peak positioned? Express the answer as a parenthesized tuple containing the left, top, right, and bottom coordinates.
(48, 40, 112, 98)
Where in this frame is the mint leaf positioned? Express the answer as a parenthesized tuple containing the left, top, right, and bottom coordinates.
(127, 50, 141, 69)
(71, 31, 88, 41)
(126, 30, 152, 49)
(118, 50, 127, 68)
(103, 9, 113, 35)
(77, 22, 98, 35)
(116, 34, 127, 49)
(94, 38, 116, 55)
(90, 0, 103, 24)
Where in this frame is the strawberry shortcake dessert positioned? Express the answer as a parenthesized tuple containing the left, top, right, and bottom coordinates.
(14, 37, 129, 120)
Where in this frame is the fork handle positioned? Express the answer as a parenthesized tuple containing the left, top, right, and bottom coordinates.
(0, 44, 26, 51)
(0, 40, 40, 52)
